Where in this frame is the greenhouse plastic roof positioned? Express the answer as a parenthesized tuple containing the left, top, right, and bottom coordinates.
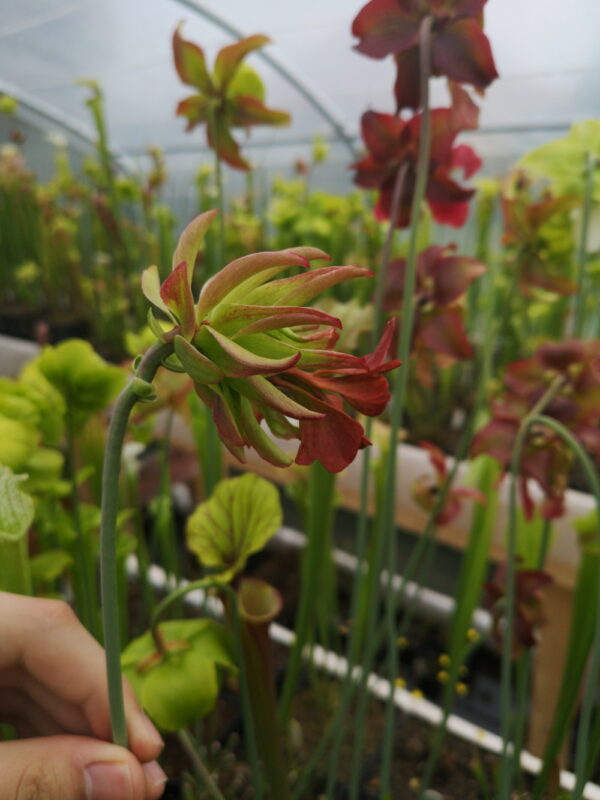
(1, 0, 599, 181)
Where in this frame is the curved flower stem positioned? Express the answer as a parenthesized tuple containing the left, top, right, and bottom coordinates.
(528, 416, 600, 800)
(570, 152, 594, 338)
(207, 109, 226, 276)
(100, 340, 173, 747)
(498, 376, 565, 799)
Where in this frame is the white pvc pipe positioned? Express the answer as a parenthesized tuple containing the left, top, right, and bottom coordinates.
(128, 553, 600, 799)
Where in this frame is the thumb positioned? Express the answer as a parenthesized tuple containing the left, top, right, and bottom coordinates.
(0, 735, 167, 800)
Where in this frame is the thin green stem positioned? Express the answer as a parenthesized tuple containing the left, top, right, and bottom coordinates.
(570, 152, 594, 338)
(176, 729, 227, 800)
(279, 462, 336, 724)
(528, 416, 600, 800)
(379, 17, 433, 796)
(512, 517, 552, 791)
(498, 378, 566, 800)
(372, 163, 408, 341)
(100, 340, 173, 747)
(208, 111, 226, 275)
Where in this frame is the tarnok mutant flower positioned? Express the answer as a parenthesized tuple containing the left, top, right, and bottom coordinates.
(142, 210, 400, 473)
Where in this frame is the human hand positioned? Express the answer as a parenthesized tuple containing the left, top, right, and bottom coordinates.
(0, 592, 167, 800)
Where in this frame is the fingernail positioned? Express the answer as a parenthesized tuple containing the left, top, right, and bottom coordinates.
(84, 762, 133, 800)
(136, 713, 164, 750)
(143, 759, 168, 791)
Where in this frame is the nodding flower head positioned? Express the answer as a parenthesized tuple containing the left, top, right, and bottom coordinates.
(142, 210, 401, 473)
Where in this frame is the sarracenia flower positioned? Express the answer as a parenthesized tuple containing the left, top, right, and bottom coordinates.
(173, 25, 291, 170)
(352, 0, 498, 111)
(352, 109, 481, 228)
(471, 341, 600, 518)
(383, 243, 485, 383)
(142, 210, 400, 472)
(411, 442, 485, 524)
(485, 562, 553, 659)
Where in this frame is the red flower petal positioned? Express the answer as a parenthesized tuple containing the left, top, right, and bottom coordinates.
(360, 111, 406, 163)
(160, 262, 196, 339)
(451, 144, 482, 179)
(419, 307, 473, 361)
(306, 373, 392, 416)
(172, 25, 213, 92)
(393, 47, 421, 110)
(207, 118, 250, 171)
(214, 34, 271, 90)
(352, 0, 420, 59)
(295, 396, 369, 472)
(231, 95, 291, 128)
(448, 81, 480, 131)
(428, 252, 486, 305)
(432, 19, 498, 89)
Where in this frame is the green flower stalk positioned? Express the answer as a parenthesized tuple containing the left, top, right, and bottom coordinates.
(101, 210, 401, 749)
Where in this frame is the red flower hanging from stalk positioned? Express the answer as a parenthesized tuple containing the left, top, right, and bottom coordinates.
(173, 25, 291, 170)
(382, 243, 485, 383)
(142, 210, 400, 473)
(352, 109, 482, 228)
(412, 442, 486, 524)
(485, 562, 553, 659)
(471, 341, 600, 519)
(352, 0, 498, 111)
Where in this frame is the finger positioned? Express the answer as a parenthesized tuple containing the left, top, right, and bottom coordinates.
(0, 670, 90, 734)
(0, 593, 163, 761)
(0, 735, 167, 800)
(0, 688, 64, 737)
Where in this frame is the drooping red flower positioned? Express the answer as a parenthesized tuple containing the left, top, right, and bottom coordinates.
(383, 243, 485, 383)
(485, 561, 553, 659)
(471, 341, 600, 519)
(352, 0, 498, 111)
(142, 210, 401, 473)
(411, 442, 485, 524)
(352, 109, 482, 228)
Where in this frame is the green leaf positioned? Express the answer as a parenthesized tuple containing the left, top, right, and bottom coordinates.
(121, 618, 236, 731)
(0, 414, 37, 473)
(0, 465, 34, 541)
(22, 448, 64, 494)
(519, 121, 600, 200)
(186, 473, 282, 581)
(30, 549, 73, 584)
(30, 340, 125, 429)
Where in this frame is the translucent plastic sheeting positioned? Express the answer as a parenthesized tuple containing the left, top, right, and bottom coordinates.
(0, 0, 598, 180)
